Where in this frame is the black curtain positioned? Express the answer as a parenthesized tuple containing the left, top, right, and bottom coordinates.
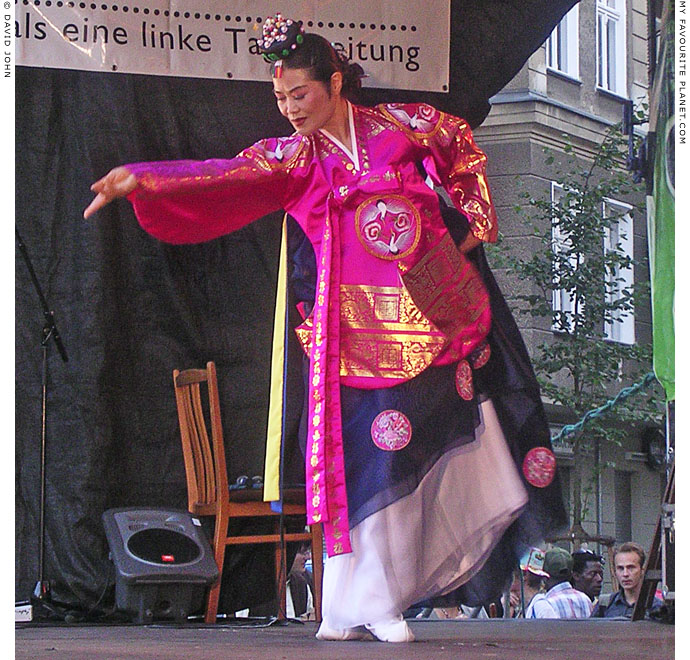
(15, 0, 576, 611)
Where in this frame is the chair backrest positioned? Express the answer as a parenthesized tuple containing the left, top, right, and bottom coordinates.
(173, 361, 229, 514)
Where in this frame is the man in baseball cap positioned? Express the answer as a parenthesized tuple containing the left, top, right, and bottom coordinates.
(514, 547, 550, 618)
(521, 547, 550, 577)
(535, 547, 593, 618)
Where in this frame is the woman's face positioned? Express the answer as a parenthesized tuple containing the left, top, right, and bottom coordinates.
(273, 67, 342, 136)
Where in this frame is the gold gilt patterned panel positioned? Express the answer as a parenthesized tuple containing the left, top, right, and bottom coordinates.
(401, 233, 490, 339)
(294, 283, 448, 380)
(340, 333, 446, 379)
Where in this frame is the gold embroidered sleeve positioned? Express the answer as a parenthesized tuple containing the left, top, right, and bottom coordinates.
(431, 113, 498, 243)
(126, 137, 308, 245)
(376, 103, 497, 243)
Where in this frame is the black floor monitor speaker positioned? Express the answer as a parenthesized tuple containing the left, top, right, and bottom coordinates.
(102, 507, 219, 623)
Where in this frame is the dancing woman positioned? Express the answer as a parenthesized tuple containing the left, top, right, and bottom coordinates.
(85, 15, 566, 642)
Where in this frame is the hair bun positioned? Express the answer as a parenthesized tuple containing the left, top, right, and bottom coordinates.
(347, 62, 366, 80)
(258, 14, 305, 62)
(342, 61, 366, 95)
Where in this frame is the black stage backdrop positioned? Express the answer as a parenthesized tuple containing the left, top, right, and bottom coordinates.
(15, 1, 577, 612)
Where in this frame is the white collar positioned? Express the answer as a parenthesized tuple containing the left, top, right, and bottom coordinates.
(319, 101, 360, 170)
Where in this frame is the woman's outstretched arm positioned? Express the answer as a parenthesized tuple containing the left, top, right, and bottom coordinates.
(83, 166, 138, 219)
(82, 135, 307, 245)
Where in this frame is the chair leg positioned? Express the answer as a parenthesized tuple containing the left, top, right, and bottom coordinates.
(310, 523, 324, 622)
(205, 513, 229, 624)
(274, 519, 287, 620)
(205, 573, 222, 624)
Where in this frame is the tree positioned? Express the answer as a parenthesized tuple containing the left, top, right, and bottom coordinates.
(490, 120, 664, 537)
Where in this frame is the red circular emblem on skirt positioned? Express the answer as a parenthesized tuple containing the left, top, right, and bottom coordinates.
(455, 360, 474, 401)
(370, 410, 412, 451)
(470, 341, 491, 370)
(522, 447, 557, 488)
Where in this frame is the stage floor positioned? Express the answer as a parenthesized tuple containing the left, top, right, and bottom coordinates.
(15, 618, 674, 660)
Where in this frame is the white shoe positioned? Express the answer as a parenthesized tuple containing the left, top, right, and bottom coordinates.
(365, 615, 415, 642)
(315, 621, 373, 641)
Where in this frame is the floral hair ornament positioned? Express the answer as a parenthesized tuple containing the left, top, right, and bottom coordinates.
(258, 13, 305, 64)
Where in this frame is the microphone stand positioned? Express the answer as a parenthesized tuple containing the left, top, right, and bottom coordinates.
(15, 226, 68, 613)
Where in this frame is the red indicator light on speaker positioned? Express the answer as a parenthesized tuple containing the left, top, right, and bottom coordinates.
(161, 554, 175, 563)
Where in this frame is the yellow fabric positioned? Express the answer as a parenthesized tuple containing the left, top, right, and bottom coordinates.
(263, 216, 289, 501)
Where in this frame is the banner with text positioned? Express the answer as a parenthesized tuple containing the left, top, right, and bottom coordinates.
(15, 1, 450, 92)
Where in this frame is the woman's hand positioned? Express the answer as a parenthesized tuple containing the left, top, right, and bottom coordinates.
(83, 166, 138, 218)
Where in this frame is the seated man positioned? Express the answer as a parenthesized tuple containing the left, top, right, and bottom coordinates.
(591, 542, 663, 619)
(530, 547, 593, 619)
(571, 548, 605, 603)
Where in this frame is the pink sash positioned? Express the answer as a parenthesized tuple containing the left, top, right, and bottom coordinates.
(305, 193, 352, 556)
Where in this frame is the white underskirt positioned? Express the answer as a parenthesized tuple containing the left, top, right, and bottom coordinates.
(321, 398, 528, 629)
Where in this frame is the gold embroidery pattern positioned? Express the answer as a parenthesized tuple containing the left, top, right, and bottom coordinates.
(296, 284, 447, 380)
(377, 103, 444, 140)
(446, 124, 497, 242)
(340, 284, 436, 331)
(437, 124, 455, 149)
(240, 138, 307, 172)
(316, 138, 342, 163)
(355, 170, 401, 190)
(454, 195, 494, 241)
(352, 106, 372, 171)
(137, 137, 310, 195)
(361, 114, 387, 139)
(340, 333, 445, 379)
(294, 314, 313, 354)
(306, 212, 352, 555)
(401, 234, 490, 338)
(138, 163, 269, 194)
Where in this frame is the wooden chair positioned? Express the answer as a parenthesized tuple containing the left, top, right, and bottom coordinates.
(172, 361, 323, 623)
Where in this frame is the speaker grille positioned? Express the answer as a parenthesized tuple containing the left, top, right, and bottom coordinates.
(126, 528, 201, 565)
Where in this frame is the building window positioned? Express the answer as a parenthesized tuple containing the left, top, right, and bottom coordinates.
(603, 198, 635, 344)
(597, 0, 627, 95)
(551, 185, 635, 343)
(551, 183, 578, 333)
(546, 4, 579, 78)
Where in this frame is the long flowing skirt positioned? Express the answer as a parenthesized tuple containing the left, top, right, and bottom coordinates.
(321, 398, 527, 628)
(288, 215, 568, 627)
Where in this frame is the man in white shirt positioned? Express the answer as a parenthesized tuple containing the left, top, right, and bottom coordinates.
(529, 547, 593, 618)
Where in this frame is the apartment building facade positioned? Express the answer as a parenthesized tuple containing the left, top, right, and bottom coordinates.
(472, 0, 667, 584)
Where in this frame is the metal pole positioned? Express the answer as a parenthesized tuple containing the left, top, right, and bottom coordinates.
(596, 435, 602, 557)
(16, 226, 68, 610)
(665, 400, 674, 483)
(33, 331, 52, 601)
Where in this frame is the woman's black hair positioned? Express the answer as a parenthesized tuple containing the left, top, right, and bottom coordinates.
(270, 33, 364, 101)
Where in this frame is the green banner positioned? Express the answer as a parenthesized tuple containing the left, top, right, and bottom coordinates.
(647, 3, 675, 400)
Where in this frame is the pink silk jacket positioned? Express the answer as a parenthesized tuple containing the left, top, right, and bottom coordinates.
(126, 102, 498, 555)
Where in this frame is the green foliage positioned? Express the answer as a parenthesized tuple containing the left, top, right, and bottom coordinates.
(498, 121, 664, 529)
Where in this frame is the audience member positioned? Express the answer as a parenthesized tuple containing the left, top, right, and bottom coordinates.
(511, 547, 549, 618)
(287, 543, 314, 619)
(530, 547, 593, 618)
(591, 542, 663, 619)
(571, 548, 605, 602)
